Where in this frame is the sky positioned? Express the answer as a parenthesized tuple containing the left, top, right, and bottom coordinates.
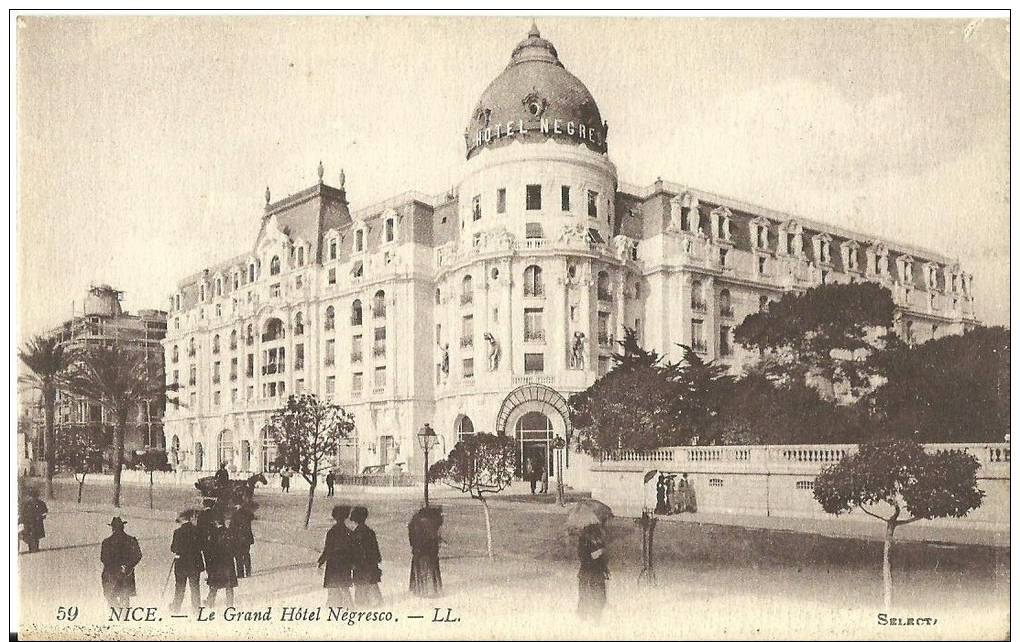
(16, 15, 1010, 338)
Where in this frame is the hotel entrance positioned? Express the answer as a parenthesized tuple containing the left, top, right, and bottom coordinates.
(515, 411, 553, 481)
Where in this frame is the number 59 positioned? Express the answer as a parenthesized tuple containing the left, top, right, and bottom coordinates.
(56, 606, 79, 621)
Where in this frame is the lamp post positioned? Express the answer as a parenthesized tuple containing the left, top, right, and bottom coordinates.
(552, 436, 566, 506)
(417, 423, 439, 506)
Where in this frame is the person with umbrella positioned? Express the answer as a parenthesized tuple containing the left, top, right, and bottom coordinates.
(317, 505, 354, 607)
(408, 505, 443, 597)
(100, 516, 143, 608)
(349, 506, 383, 607)
(170, 509, 205, 614)
(576, 521, 609, 620)
(19, 486, 47, 553)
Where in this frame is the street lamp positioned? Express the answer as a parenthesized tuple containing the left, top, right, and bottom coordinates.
(552, 436, 566, 506)
(417, 423, 439, 506)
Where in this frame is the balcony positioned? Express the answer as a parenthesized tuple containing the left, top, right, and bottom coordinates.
(720, 306, 734, 319)
(597, 331, 611, 347)
(212, 375, 221, 384)
(524, 329, 546, 343)
(246, 369, 254, 379)
(351, 352, 363, 363)
(459, 336, 473, 349)
(372, 344, 387, 358)
(460, 293, 473, 306)
(691, 300, 707, 313)
(692, 340, 708, 354)
(187, 349, 196, 357)
(295, 359, 305, 371)
(524, 286, 545, 298)
(597, 291, 613, 303)
(261, 363, 285, 375)
(246, 337, 254, 347)
(323, 356, 335, 367)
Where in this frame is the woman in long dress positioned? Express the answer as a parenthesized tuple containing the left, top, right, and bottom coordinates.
(576, 523, 609, 620)
(318, 505, 354, 607)
(408, 506, 443, 597)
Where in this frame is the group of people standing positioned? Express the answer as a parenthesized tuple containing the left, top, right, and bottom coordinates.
(168, 499, 256, 612)
(317, 505, 383, 607)
(17, 487, 47, 553)
(654, 472, 698, 515)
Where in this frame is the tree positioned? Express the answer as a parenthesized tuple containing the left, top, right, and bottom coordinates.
(734, 282, 896, 397)
(54, 423, 103, 503)
(868, 326, 1010, 443)
(813, 439, 983, 610)
(18, 336, 77, 499)
(266, 394, 355, 528)
(429, 432, 516, 559)
(138, 449, 169, 510)
(62, 344, 177, 508)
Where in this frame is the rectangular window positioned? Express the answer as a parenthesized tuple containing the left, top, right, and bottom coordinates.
(587, 190, 598, 218)
(352, 372, 363, 393)
(597, 311, 610, 346)
(472, 195, 482, 221)
(525, 222, 544, 239)
(719, 247, 728, 267)
(692, 319, 706, 353)
(435, 324, 442, 345)
(330, 240, 337, 260)
(213, 391, 221, 406)
(246, 354, 254, 377)
(561, 186, 571, 211)
(463, 358, 474, 379)
(524, 308, 545, 343)
(246, 385, 253, 400)
(295, 379, 304, 394)
(526, 184, 542, 210)
(720, 325, 732, 356)
(325, 375, 335, 397)
(356, 229, 364, 253)
(352, 334, 363, 363)
(374, 327, 387, 357)
(295, 344, 305, 371)
(757, 256, 767, 275)
(328, 268, 337, 285)
(230, 358, 238, 381)
(325, 339, 335, 366)
(496, 188, 507, 214)
(385, 218, 395, 242)
(374, 366, 386, 389)
(524, 353, 545, 373)
(231, 388, 238, 402)
(461, 315, 474, 348)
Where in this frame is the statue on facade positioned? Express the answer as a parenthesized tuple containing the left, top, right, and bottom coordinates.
(484, 333, 501, 371)
(611, 235, 636, 261)
(667, 194, 685, 233)
(558, 223, 587, 246)
(439, 343, 450, 378)
(570, 331, 587, 370)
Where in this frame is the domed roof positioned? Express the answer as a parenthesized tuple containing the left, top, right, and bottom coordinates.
(465, 24, 607, 159)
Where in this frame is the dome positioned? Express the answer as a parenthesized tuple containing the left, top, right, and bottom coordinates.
(465, 24, 607, 159)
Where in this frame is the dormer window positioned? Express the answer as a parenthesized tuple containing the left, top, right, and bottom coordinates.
(270, 256, 281, 276)
(472, 196, 481, 222)
(385, 218, 395, 242)
(297, 246, 305, 266)
(329, 240, 337, 261)
(355, 229, 365, 253)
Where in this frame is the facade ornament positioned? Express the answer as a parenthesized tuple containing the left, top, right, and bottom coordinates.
(570, 331, 587, 370)
(439, 343, 450, 378)
(265, 186, 271, 205)
(484, 332, 501, 371)
(339, 168, 346, 189)
(317, 160, 324, 184)
(557, 222, 587, 246)
(611, 235, 636, 261)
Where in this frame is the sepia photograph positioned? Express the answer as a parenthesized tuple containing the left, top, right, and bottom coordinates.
(11, 11, 1011, 640)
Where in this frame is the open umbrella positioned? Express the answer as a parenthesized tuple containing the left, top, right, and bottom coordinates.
(566, 499, 614, 532)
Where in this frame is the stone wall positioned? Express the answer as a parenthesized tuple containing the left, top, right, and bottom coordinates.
(586, 443, 1010, 530)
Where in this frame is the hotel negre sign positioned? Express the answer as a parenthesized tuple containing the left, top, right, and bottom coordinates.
(466, 117, 607, 155)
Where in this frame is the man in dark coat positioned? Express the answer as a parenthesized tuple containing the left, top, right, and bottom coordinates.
(317, 505, 353, 607)
(170, 510, 205, 614)
(349, 506, 383, 607)
(576, 522, 609, 620)
(231, 503, 255, 579)
(19, 487, 48, 553)
(204, 511, 239, 607)
(214, 462, 229, 485)
(325, 470, 336, 497)
(408, 506, 443, 597)
(101, 517, 143, 608)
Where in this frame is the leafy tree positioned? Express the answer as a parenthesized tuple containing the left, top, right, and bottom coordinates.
(814, 439, 983, 610)
(267, 394, 355, 528)
(429, 432, 516, 559)
(55, 423, 103, 503)
(138, 449, 169, 510)
(734, 282, 896, 396)
(18, 336, 77, 499)
(868, 326, 1010, 443)
(62, 344, 176, 508)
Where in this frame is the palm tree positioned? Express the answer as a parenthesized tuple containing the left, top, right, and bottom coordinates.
(63, 344, 176, 508)
(18, 336, 76, 499)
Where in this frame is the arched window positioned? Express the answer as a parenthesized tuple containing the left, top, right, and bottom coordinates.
(719, 289, 732, 317)
(195, 442, 205, 471)
(260, 427, 278, 473)
(229, 329, 238, 350)
(461, 276, 473, 305)
(217, 429, 234, 470)
(263, 318, 285, 342)
(297, 246, 305, 266)
(246, 324, 254, 346)
(215, 277, 223, 297)
(188, 337, 196, 356)
(324, 306, 335, 331)
(172, 345, 179, 362)
(212, 334, 221, 354)
(456, 415, 475, 442)
(270, 256, 281, 276)
(294, 312, 304, 335)
(523, 265, 544, 297)
(351, 300, 363, 326)
(373, 290, 386, 319)
(248, 263, 256, 282)
(597, 271, 611, 302)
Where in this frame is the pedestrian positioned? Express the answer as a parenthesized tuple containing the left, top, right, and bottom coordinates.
(408, 506, 443, 597)
(19, 487, 48, 553)
(317, 505, 354, 607)
(204, 511, 239, 607)
(349, 506, 383, 607)
(170, 509, 205, 614)
(525, 456, 538, 494)
(576, 522, 609, 621)
(325, 470, 336, 497)
(280, 467, 292, 494)
(540, 458, 550, 494)
(232, 502, 255, 579)
(214, 462, 229, 485)
(654, 473, 668, 515)
(100, 517, 143, 608)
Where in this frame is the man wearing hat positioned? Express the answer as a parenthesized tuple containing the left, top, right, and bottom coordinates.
(100, 516, 143, 608)
(170, 509, 205, 614)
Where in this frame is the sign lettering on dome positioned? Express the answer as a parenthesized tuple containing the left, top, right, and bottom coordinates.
(468, 118, 604, 155)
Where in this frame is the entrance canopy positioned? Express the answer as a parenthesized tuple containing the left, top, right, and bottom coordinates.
(495, 384, 570, 436)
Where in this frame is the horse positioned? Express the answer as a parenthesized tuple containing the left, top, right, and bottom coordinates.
(196, 472, 269, 504)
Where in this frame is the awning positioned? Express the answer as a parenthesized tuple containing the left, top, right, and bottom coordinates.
(587, 228, 605, 244)
(351, 260, 364, 277)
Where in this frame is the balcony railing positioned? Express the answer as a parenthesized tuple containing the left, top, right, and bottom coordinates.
(720, 306, 734, 318)
(460, 293, 473, 306)
(230, 373, 238, 381)
(324, 356, 335, 367)
(212, 375, 221, 384)
(691, 300, 707, 312)
(597, 331, 611, 346)
(188, 378, 197, 386)
(351, 352, 363, 363)
(692, 340, 708, 353)
(295, 359, 304, 371)
(459, 336, 473, 349)
(524, 285, 545, 298)
(373, 345, 386, 358)
(597, 291, 612, 303)
(187, 349, 196, 357)
(261, 333, 284, 343)
(261, 363, 285, 375)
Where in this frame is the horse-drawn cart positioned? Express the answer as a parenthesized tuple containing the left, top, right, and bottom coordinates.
(195, 472, 268, 506)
